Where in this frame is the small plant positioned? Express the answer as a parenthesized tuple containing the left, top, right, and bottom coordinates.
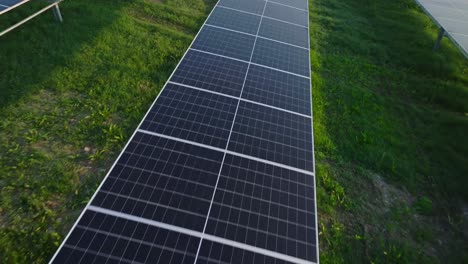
(413, 196, 433, 215)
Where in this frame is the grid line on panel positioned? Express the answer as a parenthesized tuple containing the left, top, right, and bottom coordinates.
(204, 23, 309, 51)
(84, 206, 317, 264)
(167, 79, 311, 118)
(96, 190, 207, 219)
(257, 36, 309, 50)
(205, 24, 257, 37)
(91, 132, 224, 232)
(53, 210, 200, 264)
(264, 1, 308, 27)
(205, 155, 317, 262)
(190, 48, 250, 64)
(60, 245, 137, 264)
(228, 101, 314, 172)
(136, 128, 315, 176)
(206, 6, 261, 35)
(140, 83, 237, 149)
(194, 0, 269, 261)
(268, 0, 308, 11)
(71, 224, 196, 261)
(197, 240, 295, 264)
(192, 26, 256, 61)
(269, 0, 308, 10)
(242, 64, 311, 116)
(217, 0, 266, 15)
(252, 37, 310, 77)
(251, 62, 310, 79)
(215, 4, 309, 29)
(189, 47, 312, 80)
(259, 17, 309, 48)
(170, 49, 248, 97)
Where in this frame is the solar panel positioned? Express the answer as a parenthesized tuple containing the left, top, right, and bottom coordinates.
(259, 17, 309, 48)
(0, 0, 24, 11)
(192, 26, 256, 61)
(416, 0, 468, 57)
(252, 38, 310, 77)
(50, 0, 318, 263)
(263, 2, 308, 27)
(206, 7, 261, 35)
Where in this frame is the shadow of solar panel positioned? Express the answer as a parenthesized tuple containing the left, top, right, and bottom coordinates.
(91, 132, 224, 231)
(264, 2, 308, 26)
(259, 17, 309, 48)
(197, 239, 295, 264)
(141, 83, 238, 149)
(206, 7, 261, 35)
(252, 38, 309, 77)
(206, 154, 317, 262)
(170, 50, 248, 97)
(242, 64, 311, 115)
(218, 0, 266, 15)
(269, 0, 308, 10)
(192, 26, 256, 61)
(228, 101, 314, 171)
(52, 210, 200, 264)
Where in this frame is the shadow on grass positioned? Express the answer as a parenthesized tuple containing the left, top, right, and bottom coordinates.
(0, 0, 130, 109)
(310, 0, 468, 262)
(0, 1, 130, 263)
(0, 1, 216, 263)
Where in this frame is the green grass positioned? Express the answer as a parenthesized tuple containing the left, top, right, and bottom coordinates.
(0, 0, 215, 262)
(310, 0, 468, 262)
(0, 0, 467, 263)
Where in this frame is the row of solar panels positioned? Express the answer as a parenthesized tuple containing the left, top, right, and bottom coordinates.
(50, 0, 318, 263)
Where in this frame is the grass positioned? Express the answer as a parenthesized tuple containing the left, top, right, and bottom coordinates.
(0, 0, 467, 263)
(309, 0, 468, 262)
(0, 0, 215, 262)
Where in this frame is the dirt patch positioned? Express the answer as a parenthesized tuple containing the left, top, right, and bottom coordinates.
(371, 173, 414, 211)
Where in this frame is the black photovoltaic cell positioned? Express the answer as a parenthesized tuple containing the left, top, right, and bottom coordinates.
(264, 2, 308, 27)
(206, 155, 317, 261)
(218, 0, 266, 15)
(259, 17, 309, 48)
(270, 0, 308, 10)
(52, 211, 200, 264)
(197, 240, 295, 264)
(242, 64, 311, 116)
(91, 132, 223, 231)
(170, 50, 248, 97)
(141, 83, 237, 149)
(228, 101, 314, 171)
(206, 7, 261, 35)
(252, 38, 310, 77)
(192, 26, 256, 61)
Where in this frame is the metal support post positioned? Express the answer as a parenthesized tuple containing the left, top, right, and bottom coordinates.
(433, 27, 445, 50)
(50, 1, 62, 22)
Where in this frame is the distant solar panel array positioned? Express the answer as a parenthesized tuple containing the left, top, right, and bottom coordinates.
(50, 0, 318, 263)
(416, 0, 468, 57)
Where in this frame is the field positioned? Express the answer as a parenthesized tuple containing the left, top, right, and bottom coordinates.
(0, 0, 467, 263)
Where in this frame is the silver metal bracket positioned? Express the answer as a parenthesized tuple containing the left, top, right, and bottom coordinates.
(433, 27, 446, 50)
